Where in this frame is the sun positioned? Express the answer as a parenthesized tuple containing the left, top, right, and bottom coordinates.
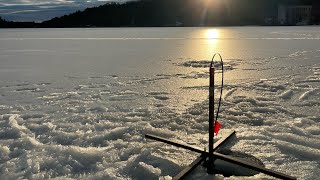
(206, 29, 219, 39)
(201, 0, 217, 8)
(202, 0, 214, 4)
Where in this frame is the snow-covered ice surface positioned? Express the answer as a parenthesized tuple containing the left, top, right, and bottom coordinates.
(0, 27, 320, 179)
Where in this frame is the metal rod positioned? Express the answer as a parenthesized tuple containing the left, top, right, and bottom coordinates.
(208, 66, 215, 174)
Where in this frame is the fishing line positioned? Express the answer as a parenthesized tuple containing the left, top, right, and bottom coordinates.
(210, 53, 224, 123)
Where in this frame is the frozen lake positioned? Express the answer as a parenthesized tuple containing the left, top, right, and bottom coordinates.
(0, 27, 320, 179)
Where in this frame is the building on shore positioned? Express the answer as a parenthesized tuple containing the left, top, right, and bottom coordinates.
(278, 5, 312, 25)
(312, 1, 320, 24)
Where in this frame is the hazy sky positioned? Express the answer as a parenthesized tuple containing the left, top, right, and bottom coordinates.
(0, 0, 129, 22)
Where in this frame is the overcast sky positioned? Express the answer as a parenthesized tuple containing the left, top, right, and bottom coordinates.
(0, 0, 129, 22)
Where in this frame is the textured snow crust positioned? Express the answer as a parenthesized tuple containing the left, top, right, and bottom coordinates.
(0, 28, 320, 180)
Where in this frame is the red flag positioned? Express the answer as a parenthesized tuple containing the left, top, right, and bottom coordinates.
(214, 121, 221, 135)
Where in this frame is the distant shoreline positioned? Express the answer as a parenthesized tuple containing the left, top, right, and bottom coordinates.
(1, 25, 320, 29)
(2, 0, 319, 28)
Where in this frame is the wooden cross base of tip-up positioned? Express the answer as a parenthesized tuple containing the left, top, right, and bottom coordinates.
(145, 54, 296, 180)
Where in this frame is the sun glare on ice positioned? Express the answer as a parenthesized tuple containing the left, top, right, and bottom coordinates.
(206, 29, 219, 39)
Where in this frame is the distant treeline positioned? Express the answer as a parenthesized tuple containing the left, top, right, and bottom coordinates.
(0, 17, 38, 28)
(0, 0, 316, 28)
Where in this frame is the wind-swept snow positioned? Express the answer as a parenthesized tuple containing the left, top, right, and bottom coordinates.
(0, 27, 320, 179)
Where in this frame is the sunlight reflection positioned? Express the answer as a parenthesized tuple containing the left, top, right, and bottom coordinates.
(206, 29, 220, 54)
(206, 29, 219, 39)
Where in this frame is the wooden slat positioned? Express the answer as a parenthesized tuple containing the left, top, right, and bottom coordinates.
(145, 134, 204, 154)
(145, 133, 296, 180)
(172, 131, 236, 180)
(213, 152, 297, 180)
(173, 155, 205, 180)
(213, 131, 236, 151)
